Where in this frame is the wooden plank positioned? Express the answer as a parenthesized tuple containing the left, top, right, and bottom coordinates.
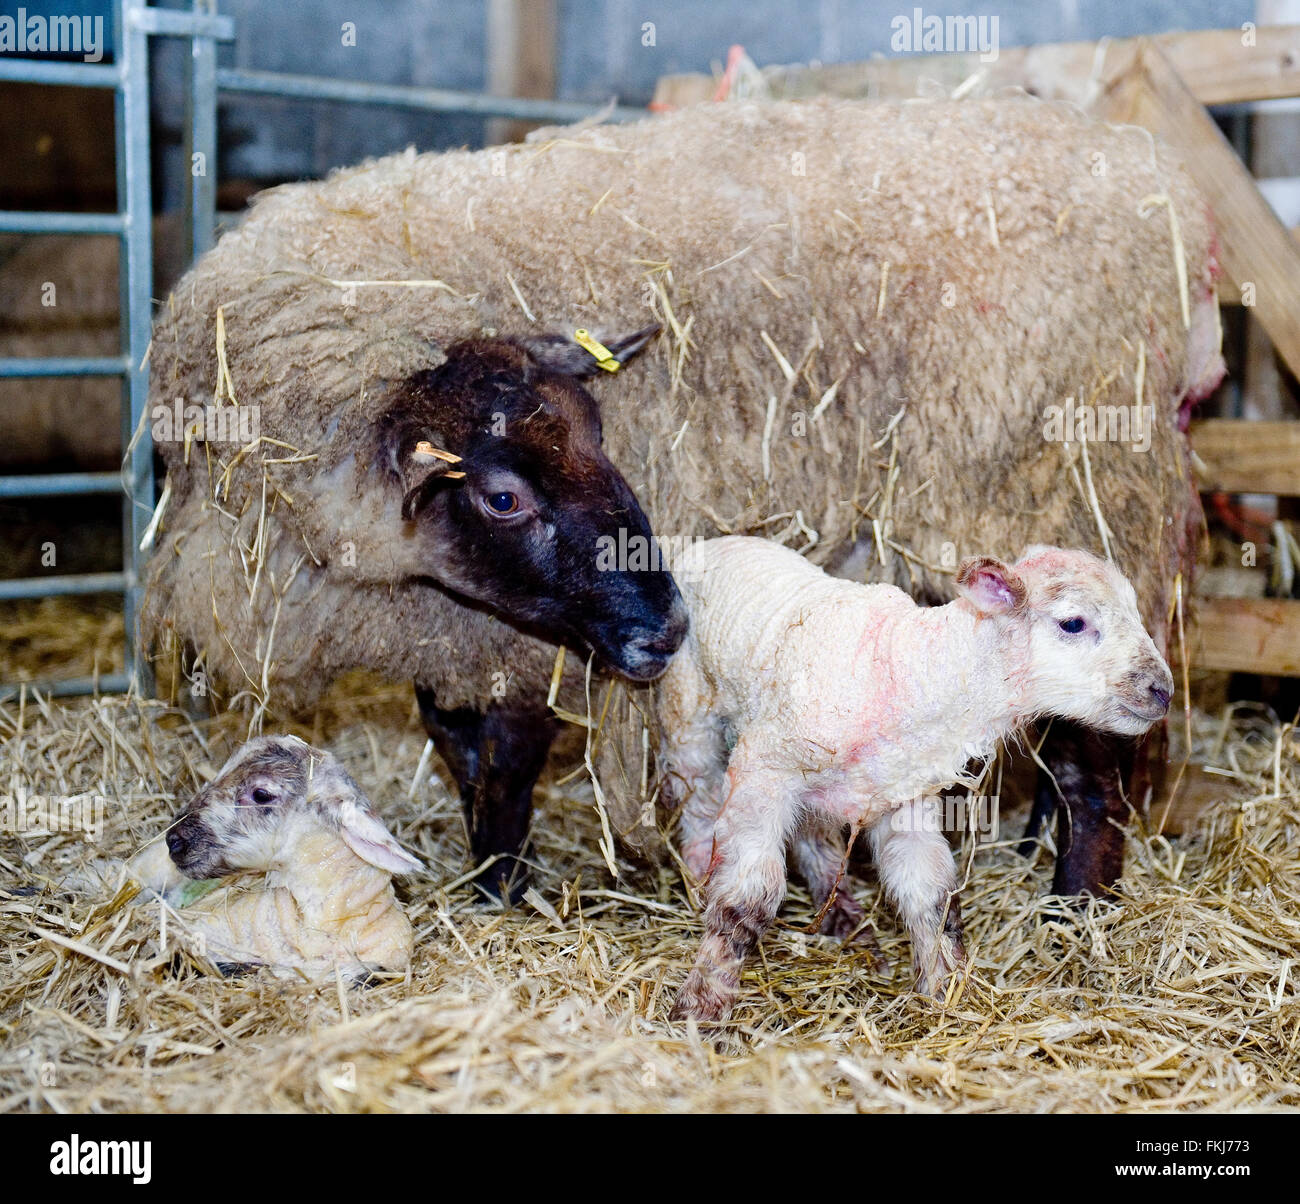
(651, 25, 1300, 110)
(1190, 420, 1300, 494)
(1150, 764, 1240, 836)
(1192, 596, 1300, 675)
(1218, 228, 1300, 303)
(1094, 42, 1300, 385)
(1156, 23, 1300, 104)
(485, 0, 557, 145)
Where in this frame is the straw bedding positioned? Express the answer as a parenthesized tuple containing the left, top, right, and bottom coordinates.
(1, 621, 1296, 1112)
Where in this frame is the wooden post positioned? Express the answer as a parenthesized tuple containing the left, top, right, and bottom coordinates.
(486, 0, 558, 146)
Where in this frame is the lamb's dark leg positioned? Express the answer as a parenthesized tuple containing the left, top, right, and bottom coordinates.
(1023, 721, 1140, 897)
(1017, 761, 1059, 859)
(415, 686, 558, 904)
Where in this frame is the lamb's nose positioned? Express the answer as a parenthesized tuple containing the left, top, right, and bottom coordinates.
(1148, 682, 1171, 713)
(166, 829, 188, 858)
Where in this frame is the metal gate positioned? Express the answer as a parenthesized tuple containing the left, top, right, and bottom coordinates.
(0, 0, 636, 701)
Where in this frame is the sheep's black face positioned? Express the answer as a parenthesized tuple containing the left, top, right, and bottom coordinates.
(383, 333, 688, 681)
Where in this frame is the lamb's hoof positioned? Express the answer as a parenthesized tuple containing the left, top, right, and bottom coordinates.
(669, 973, 734, 1024)
(914, 939, 967, 1001)
(680, 845, 712, 888)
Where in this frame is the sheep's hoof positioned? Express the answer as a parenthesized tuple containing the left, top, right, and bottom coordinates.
(470, 855, 531, 907)
(669, 973, 735, 1024)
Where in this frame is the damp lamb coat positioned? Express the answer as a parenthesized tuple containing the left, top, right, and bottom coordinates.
(143, 98, 1221, 731)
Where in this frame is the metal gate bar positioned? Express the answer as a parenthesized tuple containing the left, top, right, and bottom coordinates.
(0, 473, 125, 499)
(0, 357, 131, 377)
(0, 0, 235, 703)
(0, 58, 122, 88)
(114, 0, 158, 690)
(0, 212, 128, 234)
(212, 67, 644, 123)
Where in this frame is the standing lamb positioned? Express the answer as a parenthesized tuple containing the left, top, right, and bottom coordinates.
(143, 97, 1221, 899)
(132, 735, 422, 980)
(657, 537, 1171, 1022)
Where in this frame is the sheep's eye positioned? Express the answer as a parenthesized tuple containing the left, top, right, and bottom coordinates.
(1058, 617, 1087, 635)
(483, 491, 520, 517)
(251, 787, 275, 805)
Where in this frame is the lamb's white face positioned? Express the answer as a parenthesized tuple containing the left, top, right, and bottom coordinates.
(957, 547, 1172, 736)
(1014, 548, 1172, 735)
(164, 735, 422, 881)
(165, 736, 312, 879)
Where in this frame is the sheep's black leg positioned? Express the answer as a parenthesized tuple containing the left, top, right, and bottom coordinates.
(415, 686, 558, 904)
(1026, 721, 1139, 897)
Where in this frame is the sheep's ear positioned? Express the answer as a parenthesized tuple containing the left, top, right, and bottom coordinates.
(522, 324, 661, 378)
(391, 438, 467, 520)
(375, 404, 469, 520)
(955, 556, 1027, 615)
(338, 802, 424, 875)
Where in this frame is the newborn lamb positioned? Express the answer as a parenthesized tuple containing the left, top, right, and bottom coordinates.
(131, 735, 421, 980)
(657, 537, 1172, 1022)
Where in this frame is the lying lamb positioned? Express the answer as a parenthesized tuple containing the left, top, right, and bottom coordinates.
(131, 735, 422, 981)
(657, 538, 1172, 1022)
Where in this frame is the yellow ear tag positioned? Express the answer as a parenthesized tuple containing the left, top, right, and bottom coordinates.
(573, 328, 621, 373)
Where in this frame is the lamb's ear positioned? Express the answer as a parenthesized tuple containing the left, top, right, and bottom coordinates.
(955, 556, 1028, 615)
(522, 324, 661, 378)
(337, 800, 424, 875)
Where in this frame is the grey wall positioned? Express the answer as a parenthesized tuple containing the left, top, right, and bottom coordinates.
(559, 0, 1254, 101)
(150, 0, 1256, 198)
(152, 0, 493, 199)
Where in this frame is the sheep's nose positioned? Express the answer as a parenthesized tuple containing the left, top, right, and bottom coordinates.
(166, 829, 188, 858)
(1148, 682, 1171, 713)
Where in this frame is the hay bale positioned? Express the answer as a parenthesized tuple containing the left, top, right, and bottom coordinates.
(0, 220, 186, 471)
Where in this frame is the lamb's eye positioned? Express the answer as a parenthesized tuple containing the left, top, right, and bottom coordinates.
(483, 491, 519, 517)
(251, 787, 275, 805)
(1058, 617, 1087, 635)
